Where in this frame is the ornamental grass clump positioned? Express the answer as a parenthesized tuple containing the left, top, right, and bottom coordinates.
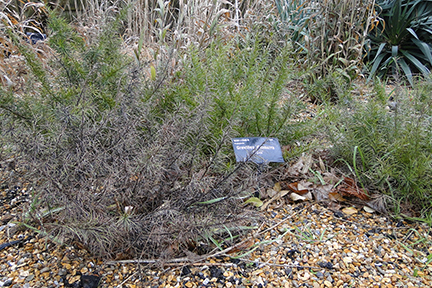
(275, 0, 375, 78)
(328, 79, 432, 223)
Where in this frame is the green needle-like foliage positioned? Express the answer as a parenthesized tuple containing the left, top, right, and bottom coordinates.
(153, 36, 306, 157)
(329, 80, 432, 221)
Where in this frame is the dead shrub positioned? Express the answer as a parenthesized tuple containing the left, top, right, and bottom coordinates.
(0, 10, 258, 260)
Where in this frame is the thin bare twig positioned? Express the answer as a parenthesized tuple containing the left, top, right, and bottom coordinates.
(255, 206, 306, 237)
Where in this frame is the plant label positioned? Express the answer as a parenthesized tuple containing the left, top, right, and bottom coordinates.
(232, 137, 284, 164)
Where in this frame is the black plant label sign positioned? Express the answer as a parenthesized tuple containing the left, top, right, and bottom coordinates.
(232, 137, 284, 164)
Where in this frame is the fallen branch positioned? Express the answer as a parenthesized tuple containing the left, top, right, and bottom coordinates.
(106, 239, 250, 266)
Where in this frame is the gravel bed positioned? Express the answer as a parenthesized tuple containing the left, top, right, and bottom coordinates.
(1, 180, 431, 288)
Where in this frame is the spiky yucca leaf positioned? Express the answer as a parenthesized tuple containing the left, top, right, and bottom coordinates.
(366, 0, 432, 85)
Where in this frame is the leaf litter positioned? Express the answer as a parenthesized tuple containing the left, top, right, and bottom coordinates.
(250, 153, 374, 218)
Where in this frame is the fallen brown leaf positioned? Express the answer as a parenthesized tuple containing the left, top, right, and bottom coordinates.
(342, 207, 358, 216)
(290, 191, 312, 202)
(322, 171, 340, 185)
(298, 180, 312, 191)
(287, 158, 304, 177)
(312, 184, 334, 201)
(290, 193, 306, 201)
(261, 190, 290, 210)
(363, 206, 375, 213)
(287, 181, 311, 195)
(301, 154, 313, 174)
(318, 156, 326, 172)
(329, 191, 346, 202)
(337, 177, 370, 200)
(286, 154, 313, 177)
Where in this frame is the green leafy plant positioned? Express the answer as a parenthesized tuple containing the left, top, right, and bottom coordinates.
(304, 67, 354, 103)
(155, 36, 308, 157)
(397, 227, 432, 270)
(366, 0, 432, 85)
(328, 79, 432, 222)
(274, 0, 312, 45)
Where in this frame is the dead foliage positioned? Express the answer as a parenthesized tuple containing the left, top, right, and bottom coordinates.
(0, 9, 261, 260)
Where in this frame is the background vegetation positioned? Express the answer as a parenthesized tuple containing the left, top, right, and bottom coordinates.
(1, 0, 431, 259)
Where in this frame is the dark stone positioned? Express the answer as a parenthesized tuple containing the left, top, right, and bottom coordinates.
(196, 272, 205, 279)
(286, 249, 300, 260)
(405, 218, 415, 224)
(58, 269, 68, 276)
(351, 270, 361, 277)
(318, 261, 333, 269)
(293, 204, 304, 211)
(396, 221, 405, 227)
(181, 266, 191, 277)
(333, 211, 345, 218)
(384, 233, 396, 240)
(80, 275, 101, 288)
(209, 266, 224, 280)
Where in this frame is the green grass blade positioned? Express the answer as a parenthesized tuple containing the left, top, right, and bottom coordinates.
(195, 196, 228, 205)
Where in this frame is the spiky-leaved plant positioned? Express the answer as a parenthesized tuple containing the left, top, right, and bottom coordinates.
(366, 0, 432, 85)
